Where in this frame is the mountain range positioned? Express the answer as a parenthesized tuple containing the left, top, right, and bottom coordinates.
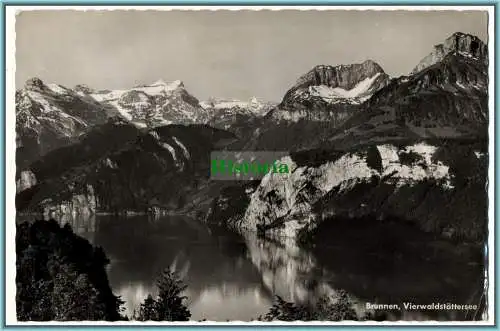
(16, 32, 488, 244)
(16, 77, 275, 167)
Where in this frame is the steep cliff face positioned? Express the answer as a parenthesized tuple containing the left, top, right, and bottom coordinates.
(276, 60, 390, 119)
(16, 170, 37, 193)
(213, 140, 486, 242)
(16, 120, 237, 215)
(293, 60, 387, 91)
(412, 32, 488, 74)
(240, 61, 391, 151)
(40, 184, 98, 218)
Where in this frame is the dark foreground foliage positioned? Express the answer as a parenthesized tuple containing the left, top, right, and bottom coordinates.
(134, 269, 191, 321)
(16, 219, 124, 321)
(260, 290, 375, 321)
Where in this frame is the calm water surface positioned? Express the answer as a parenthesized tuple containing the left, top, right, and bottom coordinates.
(17, 214, 484, 321)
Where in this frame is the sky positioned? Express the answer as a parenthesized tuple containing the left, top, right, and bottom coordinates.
(15, 9, 488, 101)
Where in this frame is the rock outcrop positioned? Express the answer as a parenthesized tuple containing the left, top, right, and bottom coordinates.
(210, 140, 487, 242)
(277, 60, 390, 118)
(412, 32, 488, 74)
(293, 60, 387, 91)
(16, 170, 37, 193)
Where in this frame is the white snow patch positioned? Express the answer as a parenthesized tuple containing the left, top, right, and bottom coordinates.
(134, 122, 148, 128)
(27, 91, 57, 113)
(16, 170, 37, 193)
(213, 100, 249, 109)
(90, 80, 183, 103)
(24, 91, 88, 134)
(377, 143, 453, 189)
(474, 151, 486, 159)
(136, 79, 183, 96)
(308, 73, 381, 103)
(313, 152, 377, 193)
(161, 143, 177, 162)
(458, 51, 479, 60)
(104, 158, 118, 169)
(172, 136, 190, 160)
(90, 90, 125, 102)
(199, 101, 212, 109)
(47, 84, 68, 94)
(148, 131, 160, 140)
(108, 101, 133, 121)
(131, 93, 150, 103)
(161, 141, 185, 170)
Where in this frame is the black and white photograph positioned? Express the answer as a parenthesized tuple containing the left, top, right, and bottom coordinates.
(6, 6, 495, 324)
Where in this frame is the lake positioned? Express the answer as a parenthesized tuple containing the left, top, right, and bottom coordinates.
(16, 214, 486, 321)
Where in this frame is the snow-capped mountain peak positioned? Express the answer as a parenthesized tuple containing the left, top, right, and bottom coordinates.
(201, 96, 276, 116)
(275, 60, 391, 121)
(24, 77, 45, 90)
(16, 77, 111, 166)
(88, 79, 206, 128)
(148, 79, 184, 89)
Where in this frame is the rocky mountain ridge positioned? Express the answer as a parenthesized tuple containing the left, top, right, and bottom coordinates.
(205, 32, 489, 244)
(89, 79, 209, 127)
(412, 32, 488, 74)
(16, 78, 113, 167)
(273, 60, 390, 121)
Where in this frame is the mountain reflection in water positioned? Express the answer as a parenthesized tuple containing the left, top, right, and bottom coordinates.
(16, 214, 484, 321)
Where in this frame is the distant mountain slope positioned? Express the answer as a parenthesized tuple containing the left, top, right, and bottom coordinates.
(16, 119, 237, 215)
(325, 32, 488, 148)
(16, 78, 112, 167)
(89, 79, 210, 127)
(202, 97, 276, 135)
(201, 97, 275, 117)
